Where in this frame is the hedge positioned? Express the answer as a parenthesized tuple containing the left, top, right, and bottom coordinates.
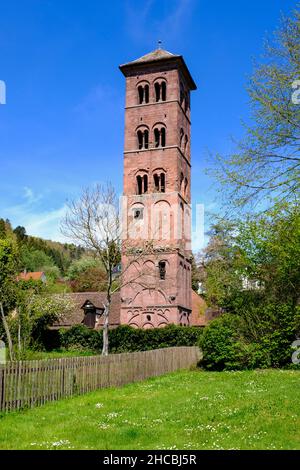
(55, 324, 203, 353)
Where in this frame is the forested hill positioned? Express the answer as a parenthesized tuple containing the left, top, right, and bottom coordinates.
(0, 218, 86, 275)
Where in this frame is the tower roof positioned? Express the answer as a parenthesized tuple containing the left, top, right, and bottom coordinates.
(119, 48, 197, 90)
(126, 48, 179, 64)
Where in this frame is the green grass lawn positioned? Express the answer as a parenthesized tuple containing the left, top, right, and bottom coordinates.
(0, 369, 299, 450)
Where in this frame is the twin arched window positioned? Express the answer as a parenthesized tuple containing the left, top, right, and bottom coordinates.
(137, 80, 167, 104)
(137, 129, 149, 150)
(154, 172, 165, 193)
(154, 127, 166, 148)
(136, 171, 166, 194)
(136, 174, 148, 195)
(154, 81, 167, 102)
(138, 84, 149, 104)
(136, 125, 166, 150)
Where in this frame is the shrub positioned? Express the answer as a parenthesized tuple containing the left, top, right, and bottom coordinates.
(199, 314, 254, 370)
(200, 304, 300, 370)
(59, 325, 101, 351)
(240, 303, 300, 368)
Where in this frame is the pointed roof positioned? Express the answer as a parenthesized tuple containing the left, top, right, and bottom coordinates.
(126, 48, 179, 65)
(119, 48, 197, 90)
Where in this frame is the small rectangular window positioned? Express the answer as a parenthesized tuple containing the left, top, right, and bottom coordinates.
(158, 261, 166, 280)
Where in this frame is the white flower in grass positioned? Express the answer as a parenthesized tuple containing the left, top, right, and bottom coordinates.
(95, 403, 104, 408)
(98, 423, 110, 429)
(51, 439, 70, 447)
(107, 412, 119, 419)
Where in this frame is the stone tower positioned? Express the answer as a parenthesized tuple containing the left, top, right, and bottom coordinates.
(119, 48, 196, 328)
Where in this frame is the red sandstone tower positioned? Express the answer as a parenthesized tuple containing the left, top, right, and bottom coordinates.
(119, 47, 196, 328)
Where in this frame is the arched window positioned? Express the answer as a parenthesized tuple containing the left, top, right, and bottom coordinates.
(161, 127, 166, 147)
(161, 81, 166, 101)
(180, 83, 184, 106)
(154, 173, 160, 191)
(158, 261, 166, 280)
(137, 130, 143, 149)
(184, 91, 190, 112)
(153, 172, 166, 193)
(143, 174, 148, 193)
(154, 81, 167, 102)
(137, 84, 149, 104)
(138, 86, 144, 105)
(155, 82, 161, 102)
(184, 135, 188, 155)
(180, 128, 184, 149)
(184, 178, 188, 197)
(137, 128, 149, 150)
(153, 126, 166, 148)
(180, 202, 184, 238)
(180, 172, 184, 192)
(161, 173, 165, 192)
(144, 130, 149, 148)
(137, 175, 142, 195)
(154, 128, 160, 148)
(136, 174, 148, 194)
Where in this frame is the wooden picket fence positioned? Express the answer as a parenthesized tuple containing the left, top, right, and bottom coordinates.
(0, 346, 201, 412)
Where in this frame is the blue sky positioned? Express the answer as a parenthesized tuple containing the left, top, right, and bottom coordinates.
(0, 0, 297, 249)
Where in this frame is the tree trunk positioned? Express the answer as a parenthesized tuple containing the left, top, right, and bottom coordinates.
(0, 302, 14, 361)
(102, 301, 110, 356)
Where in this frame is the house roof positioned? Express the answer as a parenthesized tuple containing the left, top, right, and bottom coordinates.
(17, 271, 45, 281)
(54, 292, 121, 328)
(119, 48, 197, 90)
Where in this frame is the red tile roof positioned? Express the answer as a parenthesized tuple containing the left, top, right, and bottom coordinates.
(17, 271, 45, 281)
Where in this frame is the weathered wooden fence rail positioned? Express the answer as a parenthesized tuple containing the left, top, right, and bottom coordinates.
(0, 347, 201, 412)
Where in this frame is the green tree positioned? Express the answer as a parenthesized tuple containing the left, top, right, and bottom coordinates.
(13, 225, 27, 243)
(0, 219, 6, 239)
(0, 237, 19, 359)
(20, 246, 55, 272)
(67, 256, 101, 280)
(237, 202, 300, 304)
(199, 221, 243, 309)
(202, 203, 300, 309)
(213, 6, 300, 210)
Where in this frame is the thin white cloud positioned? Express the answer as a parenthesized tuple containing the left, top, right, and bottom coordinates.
(6, 201, 68, 242)
(125, 0, 194, 45)
(73, 83, 121, 121)
(23, 186, 43, 205)
(24, 206, 68, 242)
